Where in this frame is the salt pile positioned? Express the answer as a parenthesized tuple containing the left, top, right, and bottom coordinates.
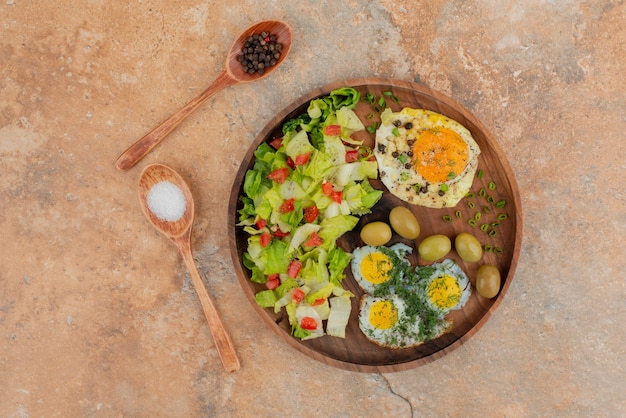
(147, 181, 186, 222)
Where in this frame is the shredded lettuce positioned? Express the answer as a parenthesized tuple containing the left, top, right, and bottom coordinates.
(237, 87, 381, 340)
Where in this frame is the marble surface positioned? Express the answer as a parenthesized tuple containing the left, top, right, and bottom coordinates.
(1, 1, 624, 417)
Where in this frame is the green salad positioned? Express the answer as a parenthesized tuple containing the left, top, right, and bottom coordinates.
(237, 87, 383, 340)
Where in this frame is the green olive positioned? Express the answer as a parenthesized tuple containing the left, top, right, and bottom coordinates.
(360, 221, 392, 246)
(454, 232, 483, 262)
(417, 234, 451, 261)
(389, 206, 420, 239)
(476, 264, 501, 298)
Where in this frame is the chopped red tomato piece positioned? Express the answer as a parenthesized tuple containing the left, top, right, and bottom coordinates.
(324, 125, 341, 136)
(265, 273, 280, 290)
(311, 298, 326, 306)
(267, 167, 289, 184)
(345, 149, 359, 163)
(292, 288, 305, 303)
(287, 260, 302, 279)
(303, 206, 319, 223)
(260, 232, 271, 248)
(286, 156, 295, 169)
(294, 152, 311, 166)
(304, 232, 323, 247)
(300, 316, 318, 330)
(256, 219, 267, 229)
(269, 137, 283, 149)
(331, 190, 342, 204)
(321, 180, 334, 195)
(273, 228, 290, 238)
(279, 198, 295, 213)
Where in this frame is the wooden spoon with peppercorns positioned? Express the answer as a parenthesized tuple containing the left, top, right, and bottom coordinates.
(115, 20, 292, 171)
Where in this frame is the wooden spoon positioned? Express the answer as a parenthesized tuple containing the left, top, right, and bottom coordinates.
(116, 20, 293, 171)
(138, 163, 240, 372)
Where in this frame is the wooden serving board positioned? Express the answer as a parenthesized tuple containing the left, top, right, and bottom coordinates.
(227, 78, 522, 372)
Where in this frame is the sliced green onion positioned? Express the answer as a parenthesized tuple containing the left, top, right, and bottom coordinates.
(494, 247, 503, 254)
(455, 210, 462, 218)
(487, 195, 495, 204)
(479, 188, 486, 197)
(390, 95, 400, 103)
(474, 212, 481, 221)
(465, 191, 475, 198)
(468, 219, 477, 226)
(468, 201, 475, 209)
(497, 213, 508, 220)
(378, 97, 386, 108)
(480, 223, 489, 232)
(392, 127, 399, 136)
(483, 206, 492, 214)
(488, 181, 496, 190)
(441, 184, 449, 192)
(366, 113, 374, 120)
(477, 169, 484, 179)
(488, 229, 497, 236)
(383, 91, 393, 96)
(491, 222, 500, 228)
(496, 199, 507, 208)
(484, 245, 493, 252)
(442, 215, 452, 223)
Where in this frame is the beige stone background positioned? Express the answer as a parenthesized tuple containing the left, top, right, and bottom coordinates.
(1, 0, 625, 417)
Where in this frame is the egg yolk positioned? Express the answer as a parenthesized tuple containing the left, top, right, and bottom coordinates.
(427, 275, 462, 310)
(360, 252, 393, 285)
(369, 300, 398, 329)
(412, 127, 469, 183)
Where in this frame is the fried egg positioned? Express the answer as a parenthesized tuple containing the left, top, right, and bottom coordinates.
(375, 108, 481, 208)
(417, 259, 472, 315)
(350, 243, 412, 293)
(358, 294, 423, 348)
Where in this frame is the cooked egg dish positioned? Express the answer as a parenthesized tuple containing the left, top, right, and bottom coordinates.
(375, 108, 481, 208)
(416, 259, 472, 315)
(358, 294, 422, 348)
(350, 243, 412, 293)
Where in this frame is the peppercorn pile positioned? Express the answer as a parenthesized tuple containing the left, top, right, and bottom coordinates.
(238, 32, 282, 75)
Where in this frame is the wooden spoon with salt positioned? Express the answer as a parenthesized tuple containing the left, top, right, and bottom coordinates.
(116, 20, 293, 171)
(138, 163, 240, 372)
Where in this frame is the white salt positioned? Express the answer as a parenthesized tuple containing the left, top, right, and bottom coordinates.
(147, 181, 186, 222)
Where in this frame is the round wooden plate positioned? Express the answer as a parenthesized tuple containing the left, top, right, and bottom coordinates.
(228, 78, 522, 372)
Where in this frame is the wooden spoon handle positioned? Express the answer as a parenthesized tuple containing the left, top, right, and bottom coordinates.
(178, 240, 241, 372)
(115, 70, 237, 171)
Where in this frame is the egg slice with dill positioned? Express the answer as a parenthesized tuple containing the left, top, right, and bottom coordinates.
(416, 259, 472, 315)
(350, 243, 412, 293)
(358, 294, 423, 348)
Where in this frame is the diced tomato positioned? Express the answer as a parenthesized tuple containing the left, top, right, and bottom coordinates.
(331, 190, 342, 204)
(279, 198, 295, 213)
(259, 232, 271, 248)
(321, 180, 334, 195)
(256, 219, 267, 229)
(345, 149, 359, 163)
(265, 273, 280, 290)
(303, 206, 319, 223)
(304, 232, 323, 247)
(267, 167, 289, 184)
(324, 125, 341, 136)
(286, 156, 295, 169)
(294, 152, 311, 166)
(300, 316, 318, 330)
(292, 288, 305, 303)
(311, 298, 326, 306)
(287, 260, 302, 279)
(269, 137, 283, 149)
(273, 228, 290, 238)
